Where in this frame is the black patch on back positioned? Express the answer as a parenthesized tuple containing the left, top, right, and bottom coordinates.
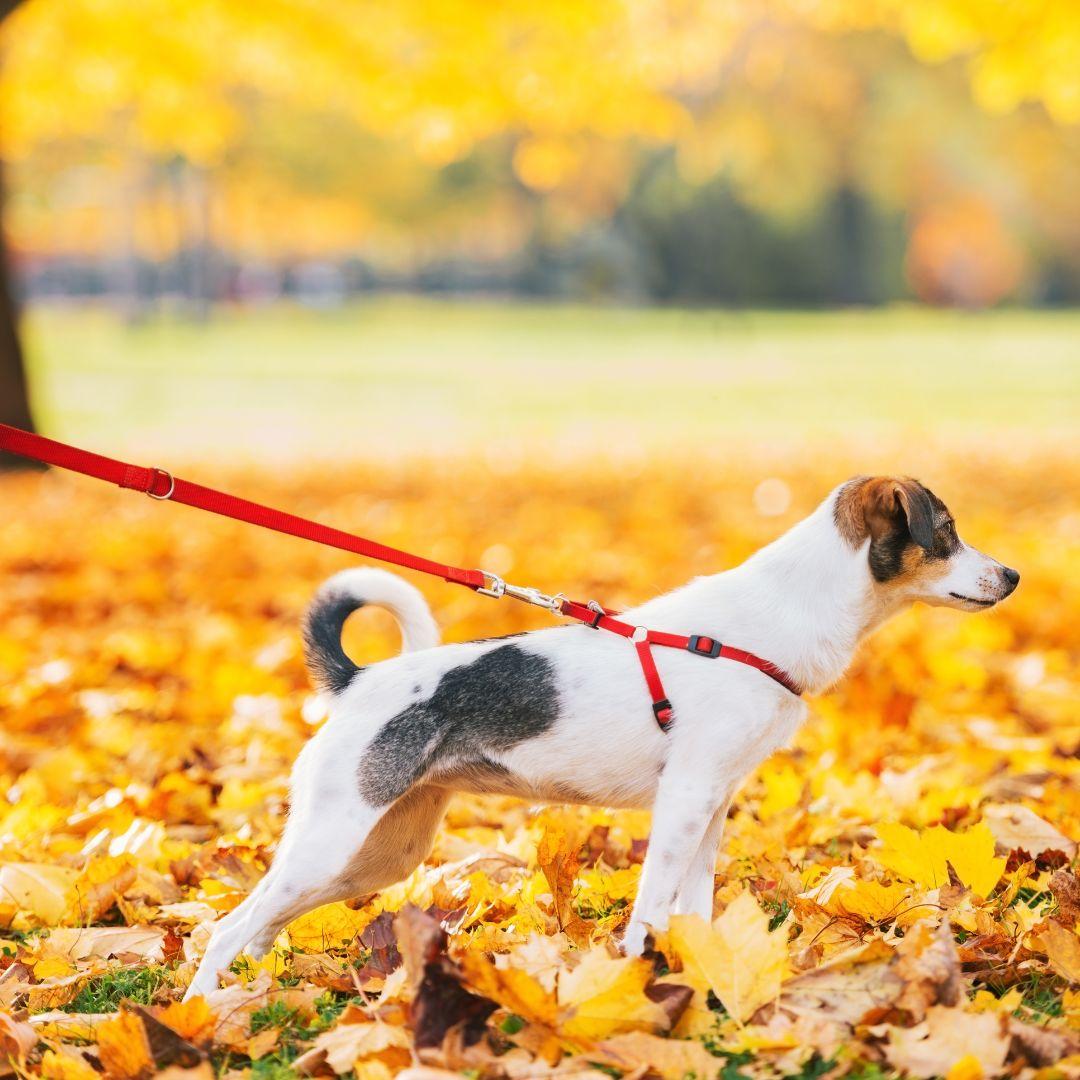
(358, 644, 559, 805)
(303, 592, 365, 696)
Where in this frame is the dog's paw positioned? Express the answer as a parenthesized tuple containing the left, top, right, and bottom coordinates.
(619, 922, 648, 957)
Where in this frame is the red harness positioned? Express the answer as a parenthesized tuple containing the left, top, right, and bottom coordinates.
(0, 424, 802, 726)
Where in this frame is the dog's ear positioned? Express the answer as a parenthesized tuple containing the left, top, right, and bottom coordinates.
(836, 476, 934, 550)
(892, 479, 934, 551)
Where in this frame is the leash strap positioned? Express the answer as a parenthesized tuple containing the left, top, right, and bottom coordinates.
(0, 423, 802, 724)
(0, 424, 484, 589)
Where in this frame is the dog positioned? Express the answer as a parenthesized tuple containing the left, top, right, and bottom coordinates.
(184, 475, 1019, 998)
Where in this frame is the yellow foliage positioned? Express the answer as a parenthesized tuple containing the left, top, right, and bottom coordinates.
(669, 892, 789, 1022)
(0, 451, 1076, 1074)
(874, 822, 1006, 898)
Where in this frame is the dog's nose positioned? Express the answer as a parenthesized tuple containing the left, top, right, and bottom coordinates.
(1002, 566, 1020, 592)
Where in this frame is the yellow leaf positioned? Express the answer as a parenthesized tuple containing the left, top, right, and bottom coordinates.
(946, 1054, 986, 1080)
(1029, 920, 1080, 983)
(458, 951, 558, 1028)
(802, 866, 914, 924)
(669, 891, 789, 1023)
(95, 1011, 154, 1080)
(38, 1049, 101, 1080)
(156, 996, 217, 1045)
(33, 955, 79, 980)
(874, 823, 1005, 898)
(557, 949, 670, 1040)
(0, 862, 79, 924)
(759, 761, 803, 820)
(287, 902, 369, 952)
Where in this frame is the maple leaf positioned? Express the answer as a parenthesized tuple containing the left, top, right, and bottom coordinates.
(286, 901, 369, 952)
(669, 891, 789, 1023)
(557, 949, 671, 1040)
(874, 822, 1006, 898)
(95, 1011, 155, 1080)
(312, 1021, 412, 1075)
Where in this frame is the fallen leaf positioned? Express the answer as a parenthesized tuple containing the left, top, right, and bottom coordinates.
(1029, 919, 1080, 982)
(874, 822, 1005, 898)
(884, 1006, 1009, 1078)
(0, 863, 79, 924)
(313, 1021, 411, 1074)
(982, 804, 1077, 861)
(587, 1031, 723, 1079)
(96, 1011, 155, 1080)
(894, 919, 963, 1021)
(669, 891, 789, 1023)
(536, 811, 593, 946)
(557, 949, 670, 1040)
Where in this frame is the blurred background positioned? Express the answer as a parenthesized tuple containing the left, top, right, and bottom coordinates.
(0, 0, 1077, 458)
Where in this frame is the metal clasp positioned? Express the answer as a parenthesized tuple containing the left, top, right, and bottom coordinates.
(476, 570, 567, 613)
(477, 571, 506, 599)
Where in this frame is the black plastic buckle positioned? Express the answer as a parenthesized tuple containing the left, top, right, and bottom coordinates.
(687, 634, 722, 658)
(588, 610, 604, 629)
(652, 698, 673, 724)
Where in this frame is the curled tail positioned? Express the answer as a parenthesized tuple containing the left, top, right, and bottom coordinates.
(303, 568, 440, 695)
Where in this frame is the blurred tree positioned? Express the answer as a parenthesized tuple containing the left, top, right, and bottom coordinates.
(0, 0, 1077, 313)
(0, 0, 37, 469)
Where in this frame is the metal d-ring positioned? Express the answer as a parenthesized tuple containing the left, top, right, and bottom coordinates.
(146, 468, 175, 500)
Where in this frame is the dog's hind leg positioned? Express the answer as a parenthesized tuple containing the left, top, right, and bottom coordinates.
(183, 783, 451, 1000)
(241, 782, 452, 960)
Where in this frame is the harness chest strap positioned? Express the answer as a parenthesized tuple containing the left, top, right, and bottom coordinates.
(0, 422, 803, 728)
(558, 598, 803, 728)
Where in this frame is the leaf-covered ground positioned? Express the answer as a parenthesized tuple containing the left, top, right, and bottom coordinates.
(1, 449, 1078, 1079)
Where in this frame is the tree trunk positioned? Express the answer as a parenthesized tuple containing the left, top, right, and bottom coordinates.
(0, 0, 41, 469)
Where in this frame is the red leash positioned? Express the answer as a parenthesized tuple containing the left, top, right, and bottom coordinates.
(0, 424, 801, 724)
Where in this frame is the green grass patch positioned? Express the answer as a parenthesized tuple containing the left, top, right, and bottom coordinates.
(22, 300, 1079, 458)
(68, 966, 172, 1012)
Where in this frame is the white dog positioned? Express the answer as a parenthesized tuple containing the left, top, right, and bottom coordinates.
(185, 475, 1018, 998)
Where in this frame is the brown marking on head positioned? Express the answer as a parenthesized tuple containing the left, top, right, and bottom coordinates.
(835, 476, 960, 585)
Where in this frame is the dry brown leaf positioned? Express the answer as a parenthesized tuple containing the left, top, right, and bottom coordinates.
(1029, 918, 1080, 982)
(894, 919, 964, 1021)
(883, 1006, 1009, 1078)
(982, 803, 1077, 861)
(587, 1031, 723, 1079)
(536, 811, 594, 946)
(779, 939, 901, 1025)
(0, 1010, 37, 1074)
(1049, 869, 1080, 928)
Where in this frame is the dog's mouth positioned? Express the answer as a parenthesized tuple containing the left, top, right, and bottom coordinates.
(949, 592, 996, 607)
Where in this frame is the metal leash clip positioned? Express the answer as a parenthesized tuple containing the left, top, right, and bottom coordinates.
(478, 570, 566, 613)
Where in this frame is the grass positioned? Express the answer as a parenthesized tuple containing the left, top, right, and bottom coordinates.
(212, 993, 359, 1079)
(21, 299, 1079, 460)
(68, 965, 173, 1012)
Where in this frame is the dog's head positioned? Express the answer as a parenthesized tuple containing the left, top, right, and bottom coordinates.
(834, 476, 1019, 610)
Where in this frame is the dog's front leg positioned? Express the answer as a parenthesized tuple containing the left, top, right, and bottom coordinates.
(672, 798, 731, 920)
(621, 769, 728, 956)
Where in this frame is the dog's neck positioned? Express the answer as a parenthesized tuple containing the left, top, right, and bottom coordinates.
(642, 490, 904, 696)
